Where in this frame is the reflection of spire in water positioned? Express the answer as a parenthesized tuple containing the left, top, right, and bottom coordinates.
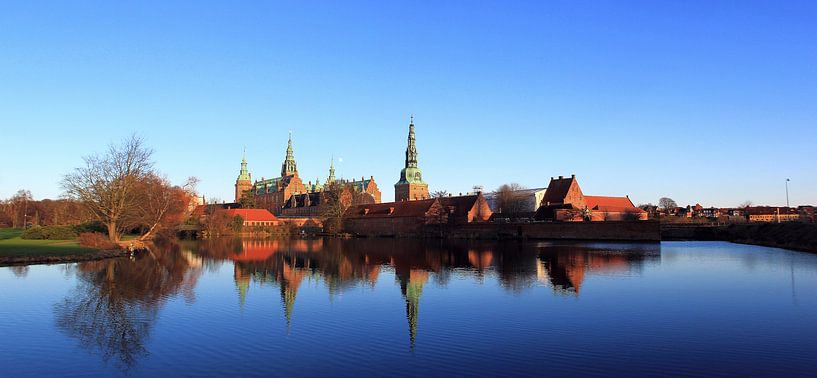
(399, 270, 429, 349)
(234, 264, 251, 309)
(280, 262, 306, 328)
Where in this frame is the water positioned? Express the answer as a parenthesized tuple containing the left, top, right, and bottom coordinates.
(1, 239, 816, 377)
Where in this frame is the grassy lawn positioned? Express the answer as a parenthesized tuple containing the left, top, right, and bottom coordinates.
(0, 228, 96, 257)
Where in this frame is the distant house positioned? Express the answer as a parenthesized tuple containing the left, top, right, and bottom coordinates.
(534, 175, 646, 221)
(745, 207, 800, 223)
(223, 208, 279, 227)
(700, 207, 721, 218)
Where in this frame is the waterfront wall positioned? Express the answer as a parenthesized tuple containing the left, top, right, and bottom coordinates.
(661, 222, 817, 253)
(426, 221, 661, 241)
(346, 220, 660, 241)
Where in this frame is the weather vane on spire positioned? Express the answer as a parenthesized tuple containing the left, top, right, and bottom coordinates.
(410, 114, 414, 124)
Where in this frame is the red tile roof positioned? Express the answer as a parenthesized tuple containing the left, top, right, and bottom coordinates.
(584, 196, 642, 212)
(223, 208, 278, 222)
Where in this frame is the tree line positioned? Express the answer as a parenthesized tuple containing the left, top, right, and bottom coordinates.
(2, 135, 197, 243)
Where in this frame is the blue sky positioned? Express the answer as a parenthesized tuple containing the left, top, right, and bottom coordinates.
(1, 1, 815, 206)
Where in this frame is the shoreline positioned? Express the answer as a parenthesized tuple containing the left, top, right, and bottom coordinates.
(0, 249, 130, 267)
(661, 223, 817, 254)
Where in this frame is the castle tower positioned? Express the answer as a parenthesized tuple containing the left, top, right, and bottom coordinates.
(281, 132, 298, 177)
(235, 149, 253, 203)
(394, 116, 429, 201)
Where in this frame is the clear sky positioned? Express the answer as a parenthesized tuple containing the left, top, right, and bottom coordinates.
(1, 1, 815, 207)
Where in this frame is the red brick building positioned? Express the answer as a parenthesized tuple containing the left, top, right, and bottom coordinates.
(534, 175, 647, 221)
(344, 193, 493, 237)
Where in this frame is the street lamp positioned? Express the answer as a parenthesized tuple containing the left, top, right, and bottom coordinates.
(786, 178, 791, 208)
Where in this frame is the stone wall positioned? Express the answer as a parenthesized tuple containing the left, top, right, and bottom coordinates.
(344, 216, 428, 237)
(344, 219, 660, 241)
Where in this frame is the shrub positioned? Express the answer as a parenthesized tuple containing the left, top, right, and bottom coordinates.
(21, 225, 78, 240)
(75, 221, 107, 234)
(78, 232, 118, 249)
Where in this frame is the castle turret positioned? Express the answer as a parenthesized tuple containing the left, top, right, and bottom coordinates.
(395, 116, 429, 201)
(235, 149, 253, 202)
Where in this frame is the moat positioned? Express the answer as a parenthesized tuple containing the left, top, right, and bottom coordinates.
(1, 239, 815, 376)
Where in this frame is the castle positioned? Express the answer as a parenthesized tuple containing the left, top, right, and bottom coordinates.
(234, 132, 382, 216)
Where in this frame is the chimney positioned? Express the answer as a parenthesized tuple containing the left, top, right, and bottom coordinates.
(571, 174, 575, 179)
(558, 175, 564, 179)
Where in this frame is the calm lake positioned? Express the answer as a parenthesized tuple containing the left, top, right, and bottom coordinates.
(1, 239, 816, 377)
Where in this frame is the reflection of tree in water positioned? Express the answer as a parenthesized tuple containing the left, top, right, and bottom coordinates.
(54, 242, 202, 371)
(9, 265, 29, 277)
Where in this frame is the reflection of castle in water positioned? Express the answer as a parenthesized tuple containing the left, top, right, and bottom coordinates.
(537, 244, 660, 295)
(191, 239, 660, 347)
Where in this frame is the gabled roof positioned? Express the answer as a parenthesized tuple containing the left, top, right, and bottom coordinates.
(438, 195, 480, 217)
(223, 208, 278, 222)
(584, 196, 643, 212)
(542, 176, 581, 205)
(345, 199, 437, 219)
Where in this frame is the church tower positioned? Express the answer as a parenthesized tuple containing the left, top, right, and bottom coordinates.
(394, 116, 429, 202)
(235, 150, 252, 203)
(281, 132, 298, 177)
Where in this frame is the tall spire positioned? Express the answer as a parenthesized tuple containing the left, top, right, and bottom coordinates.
(281, 132, 298, 177)
(405, 116, 418, 169)
(395, 116, 428, 202)
(237, 149, 250, 181)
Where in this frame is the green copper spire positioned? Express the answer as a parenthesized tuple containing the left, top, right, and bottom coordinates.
(281, 131, 298, 177)
(406, 115, 418, 168)
(396, 116, 425, 185)
(237, 148, 251, 181)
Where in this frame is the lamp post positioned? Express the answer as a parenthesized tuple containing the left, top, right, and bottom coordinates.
(786, 178, 791, 208)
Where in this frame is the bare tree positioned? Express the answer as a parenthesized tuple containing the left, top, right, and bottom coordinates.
(133, 174, 191, 241)
(493, 183, 529, 214)
(431, 190, 449, 198)
(658, 197, 677, 212)
(320, 183, 355, 234)
(738, 200, 753, 209)
(62, 135, 154, 242)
